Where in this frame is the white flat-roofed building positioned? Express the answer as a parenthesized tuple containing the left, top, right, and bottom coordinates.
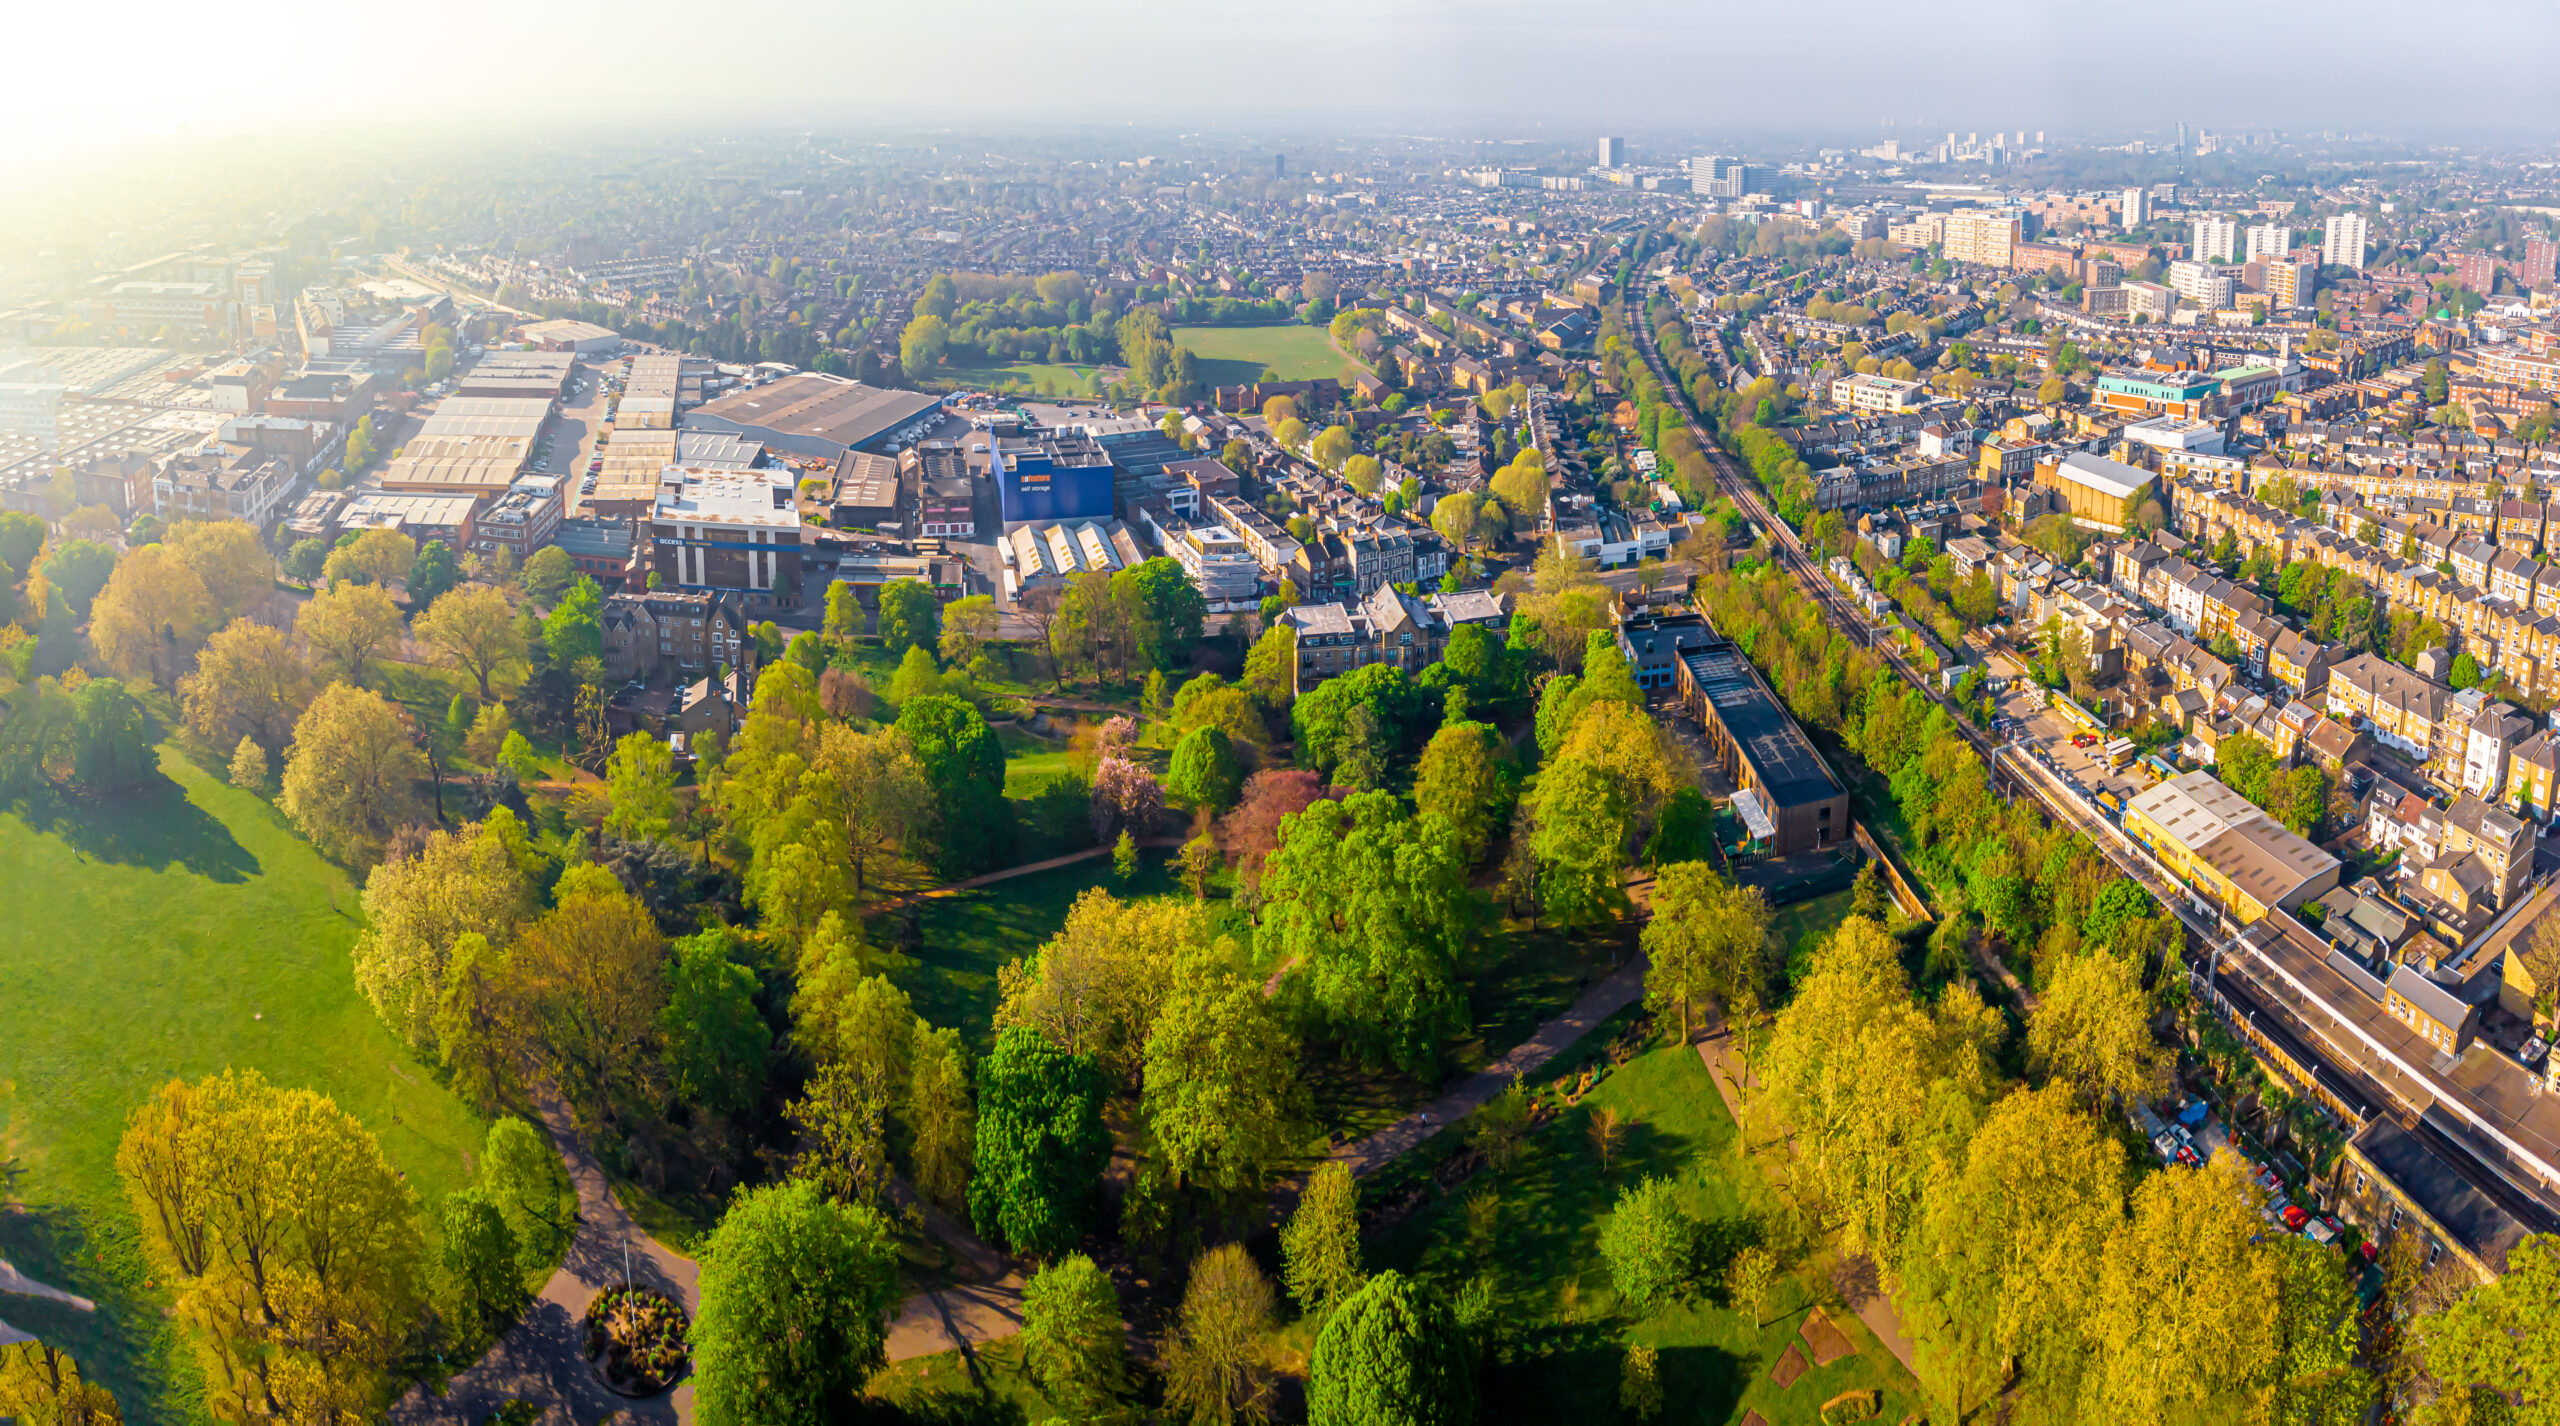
(1830, 372, 1929, 413)
(151, 447, 296, 527)
(2190, 215, 2238, 264)
(2169, 259, 2236, 311)
(517, 318, 622, 353)
(1166, 523, 1261, 608)
(0, 382, 64, 443)
(646, 465, 803, 602)
(2124, 415, 2226, 457)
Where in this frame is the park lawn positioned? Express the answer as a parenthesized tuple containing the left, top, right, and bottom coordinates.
(934, 356, 1104, 398)
(885, 850, 1196, 1055)
(1767, 888, 1855, 976)
(997, 722, 1083, 791)
(865, 1336, 1060, 1422)
(1172, 323, 1353, 386)
(1453, 916, 1628, 1076)
(0, 743, 490, 1424)
(1371, 1043, 1927, 1426)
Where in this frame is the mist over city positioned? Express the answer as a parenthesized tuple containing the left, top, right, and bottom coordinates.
(4, 6, 2560, 1426)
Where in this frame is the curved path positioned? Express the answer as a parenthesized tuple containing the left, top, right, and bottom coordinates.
(412, 872, 1659, 1405)
(0, 1257, 96, 1348)
(394, 1088, 699, 1426)
(881, 956, 1653, 1371)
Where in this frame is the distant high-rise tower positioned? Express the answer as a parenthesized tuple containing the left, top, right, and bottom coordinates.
(2190, 214, 2237, 263)
(2526, 236, 2560, 288)
(2324, 213, 2371, 271)
(1273, 153, 1287, 179)
(1690, 156, 1749, 198)
(2176, 120, 2189, 153)
(2244, 223, 2291, 264)
(2121, 187, 2147, 227)
(1598, 136, 1626, 169)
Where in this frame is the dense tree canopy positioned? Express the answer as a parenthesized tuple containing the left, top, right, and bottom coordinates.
(692, 1179, 901, 1426)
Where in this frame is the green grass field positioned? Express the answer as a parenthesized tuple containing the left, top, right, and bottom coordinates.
(1173, 324, 1354, 386)
(1767, 888, 1856, 979)
(935, 357, 1105, 397)
(887, 851, 1243, 1056)
(0, 745, 489, 1424)
(1374, 1042, 1926, 1425)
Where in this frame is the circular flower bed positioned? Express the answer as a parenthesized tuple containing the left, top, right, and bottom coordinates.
(583, 1282, 690, 1396)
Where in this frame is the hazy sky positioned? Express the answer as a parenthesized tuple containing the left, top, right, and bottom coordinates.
(8, 0, 2556, 167)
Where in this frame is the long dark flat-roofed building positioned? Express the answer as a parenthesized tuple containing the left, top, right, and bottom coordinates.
(1675, 630, 1850, 855)
(683, 372, 942, 459)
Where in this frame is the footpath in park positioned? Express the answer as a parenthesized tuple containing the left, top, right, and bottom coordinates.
(1691, 1030, 1921, 1378)
(1331, 958, 1647, 1179)
(394, 1087, 700, 1426)
(884, 959, 1653, 1368)
(410, 862, 1660, 1411)
(869, 836, 1186, 916)
(0, 1256, 96, 1348)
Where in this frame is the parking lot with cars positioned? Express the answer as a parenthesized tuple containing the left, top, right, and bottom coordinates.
(1993, 684, 2166, 823)
(543, 360, 611, 494)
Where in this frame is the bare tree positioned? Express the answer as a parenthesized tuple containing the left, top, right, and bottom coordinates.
(1015, 585, 1066, 692)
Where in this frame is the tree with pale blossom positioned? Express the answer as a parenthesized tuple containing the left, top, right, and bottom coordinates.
(1098, 715, 1137, 755)
(1091, 755, 1162, 840)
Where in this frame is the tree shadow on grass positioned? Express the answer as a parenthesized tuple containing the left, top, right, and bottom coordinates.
(855, 1390, 1031, 1426)
(8, 773, 258, 883)
(1478, 1321, 1744, 1426)
(1392, 1116, 1700, 1312)
(0, 1201, 195, 1426)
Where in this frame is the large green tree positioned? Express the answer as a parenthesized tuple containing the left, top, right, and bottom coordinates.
(1167, 724, 1243, 811)
(1599, 1176, 1698, 1312)
(1900, 1085, 2123, 1415)
(876, 578, 941, 656)
(897, 693, 1007, 874)
(66, 677, 152, 794)
(1292, 664, 1426, 790)
(662, 927, 772, 1118)
(604, 729, 679, 841)
(1021, 1253, 1128, 1418)
(692, 1179, 901, 1426)
(1112, 557, 1209, 670)
(2417, 1231, 2560, 1423)
(968, 1027, 1112, 1258)
(1639, 862, 1773, 1043)
(1411, 720, 1508, 866)
(37, 540, 114, 616)
(1141, 952, 1305, 1193)
(2027, 951, 2171, 1109)
(117, 1070, 426, 1421)
(1260, 792, 1473, 1075)
(1306, 1271, 1474, 1426)
(1283, 1161, 1366, 1321)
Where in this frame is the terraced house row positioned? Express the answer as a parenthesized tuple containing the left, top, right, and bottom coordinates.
(2177, 481, 2560, 706)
